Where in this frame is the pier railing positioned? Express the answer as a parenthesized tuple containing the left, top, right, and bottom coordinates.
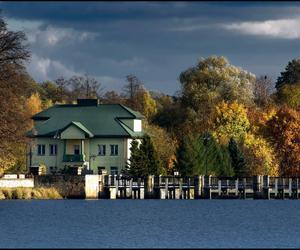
(89, 175, 300, 200)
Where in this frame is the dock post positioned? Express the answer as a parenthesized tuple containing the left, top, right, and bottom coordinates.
(297, 178, 299, 199)
(253, 175, 261, 199)
(235, 179, 239, 197)
(145, 175, 154, 199)
(178, 177, 183, 199)
(165, 177, 169, 199)
(282, 178, 285, 199)
(128, 178, 133, 199)
(194, 176, 201, 199)
(204, 175, 211, 199)
(242, 178, 247, 199)
(115, 175, 119, 199)
(218, 180, 222, 197)
(262, 175, 270, 199)
(226, 179, 229, 196)
(289, 178, 292, 198)
(275, 178, 278, 198)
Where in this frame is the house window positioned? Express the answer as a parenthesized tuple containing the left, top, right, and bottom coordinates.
(49, 144, 57, 155)
(98, 166, 106, 174)
(74, 145, 80, 155)
(37, 144, 45, 155)
(110, 145, 118, 156)
(98, 145, 106, 156)
(110, 166, 118, 175)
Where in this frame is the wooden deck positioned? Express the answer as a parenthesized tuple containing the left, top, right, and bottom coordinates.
(86, 175, 300, 199)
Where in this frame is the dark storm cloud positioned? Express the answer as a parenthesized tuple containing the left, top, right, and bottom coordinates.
(1, 1, 300, 94)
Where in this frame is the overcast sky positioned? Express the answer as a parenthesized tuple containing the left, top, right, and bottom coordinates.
(1, 1, 300, 95)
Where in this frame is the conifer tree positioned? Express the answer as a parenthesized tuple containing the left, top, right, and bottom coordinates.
(123, 140, 145, 177)
(174, 137, 197, 176)
(124, 135, 161, 177)
(175, 133, 234, 177)
(228, 138, 247, 177)
(139, 134, 161, 176)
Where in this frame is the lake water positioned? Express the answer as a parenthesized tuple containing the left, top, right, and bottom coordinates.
(0, 200, 300, 248)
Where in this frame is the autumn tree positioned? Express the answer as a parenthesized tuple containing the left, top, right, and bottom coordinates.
(212, 101, 250, 144)
(143, 121, 177, 174)
(0, 14, 34, 174)
(179, 56, 256, 135)
(266, 106, 300, 176)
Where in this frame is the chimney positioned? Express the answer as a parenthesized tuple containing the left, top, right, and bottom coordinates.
(77, 99, 98, 106)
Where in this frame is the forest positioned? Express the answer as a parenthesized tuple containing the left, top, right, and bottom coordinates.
(0, 14, 299, 177)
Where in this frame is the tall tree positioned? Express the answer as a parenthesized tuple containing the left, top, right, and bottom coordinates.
(123, 74, 143, 110)
(276, 59, 300, 90)
(0, 14, 33, 174)
(67, 74, 103, 101)
(174, 134, 234, 177)
(124, 135, 161, 177)
(179, 56, 256, 136)
(0, 14, 30, 80)
(228, 138, 247, 177)
(266, 106, 300, 176)
(254, 75, 274, 108)
(124, 140, 145, 178)
(276, 82, 300, 109)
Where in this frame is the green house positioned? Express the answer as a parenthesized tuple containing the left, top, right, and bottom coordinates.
(26, 99, 144, 175)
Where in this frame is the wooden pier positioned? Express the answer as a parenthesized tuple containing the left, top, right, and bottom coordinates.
(86, 175, 300, 200)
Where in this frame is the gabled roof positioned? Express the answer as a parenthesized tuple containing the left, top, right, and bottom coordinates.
(27, 103, 144, 138)
(59, 121, 94, 138)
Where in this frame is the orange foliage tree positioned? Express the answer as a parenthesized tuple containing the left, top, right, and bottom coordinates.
(266, 105, 300, 176)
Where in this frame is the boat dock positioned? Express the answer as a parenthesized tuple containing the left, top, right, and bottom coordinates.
(85, 175, 300, 200)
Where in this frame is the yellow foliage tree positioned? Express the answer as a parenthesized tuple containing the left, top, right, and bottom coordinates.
(213, 101, 250, 144)
(140, 90, 157, 119)
(25, 92, 42, 129)
(143, 120, 178, 174)
(212, 100, 279, 175)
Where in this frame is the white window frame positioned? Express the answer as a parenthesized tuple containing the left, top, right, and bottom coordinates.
(110, 145, 118, 156)
(98, 144, 106, 156)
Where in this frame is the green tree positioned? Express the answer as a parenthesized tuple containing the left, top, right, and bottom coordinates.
(228, 138, 247, 177)
(174, 134, 234, 177)
(174, 137, 197, 176)
(140, 134, 161, 175)
(124, 135, 161, 177)
(276, 82, 300, 109)
(276, 59, 300, 90)
(124, 140, 145, 177)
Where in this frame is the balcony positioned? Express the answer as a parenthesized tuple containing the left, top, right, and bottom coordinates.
(63, 154, 85, 162)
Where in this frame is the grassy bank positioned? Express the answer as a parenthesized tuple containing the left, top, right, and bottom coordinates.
(0, 187, 63, 200)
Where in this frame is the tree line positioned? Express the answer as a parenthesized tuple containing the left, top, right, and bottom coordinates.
(0, 13, 299, 177)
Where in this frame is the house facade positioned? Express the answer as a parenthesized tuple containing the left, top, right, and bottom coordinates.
(26, 99, 144, 175)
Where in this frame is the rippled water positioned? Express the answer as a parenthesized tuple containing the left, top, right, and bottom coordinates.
(0, 200, 300, 248)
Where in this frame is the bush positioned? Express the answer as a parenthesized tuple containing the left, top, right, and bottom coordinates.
(0, 187, 62, 200)
(0, 190, 5, 200)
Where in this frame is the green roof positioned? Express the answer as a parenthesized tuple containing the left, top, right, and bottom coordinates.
(27, 103, 144, 138)
(60, 121, 94, 138)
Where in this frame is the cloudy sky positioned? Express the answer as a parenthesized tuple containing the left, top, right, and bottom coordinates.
(1, 1, 300, 95)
